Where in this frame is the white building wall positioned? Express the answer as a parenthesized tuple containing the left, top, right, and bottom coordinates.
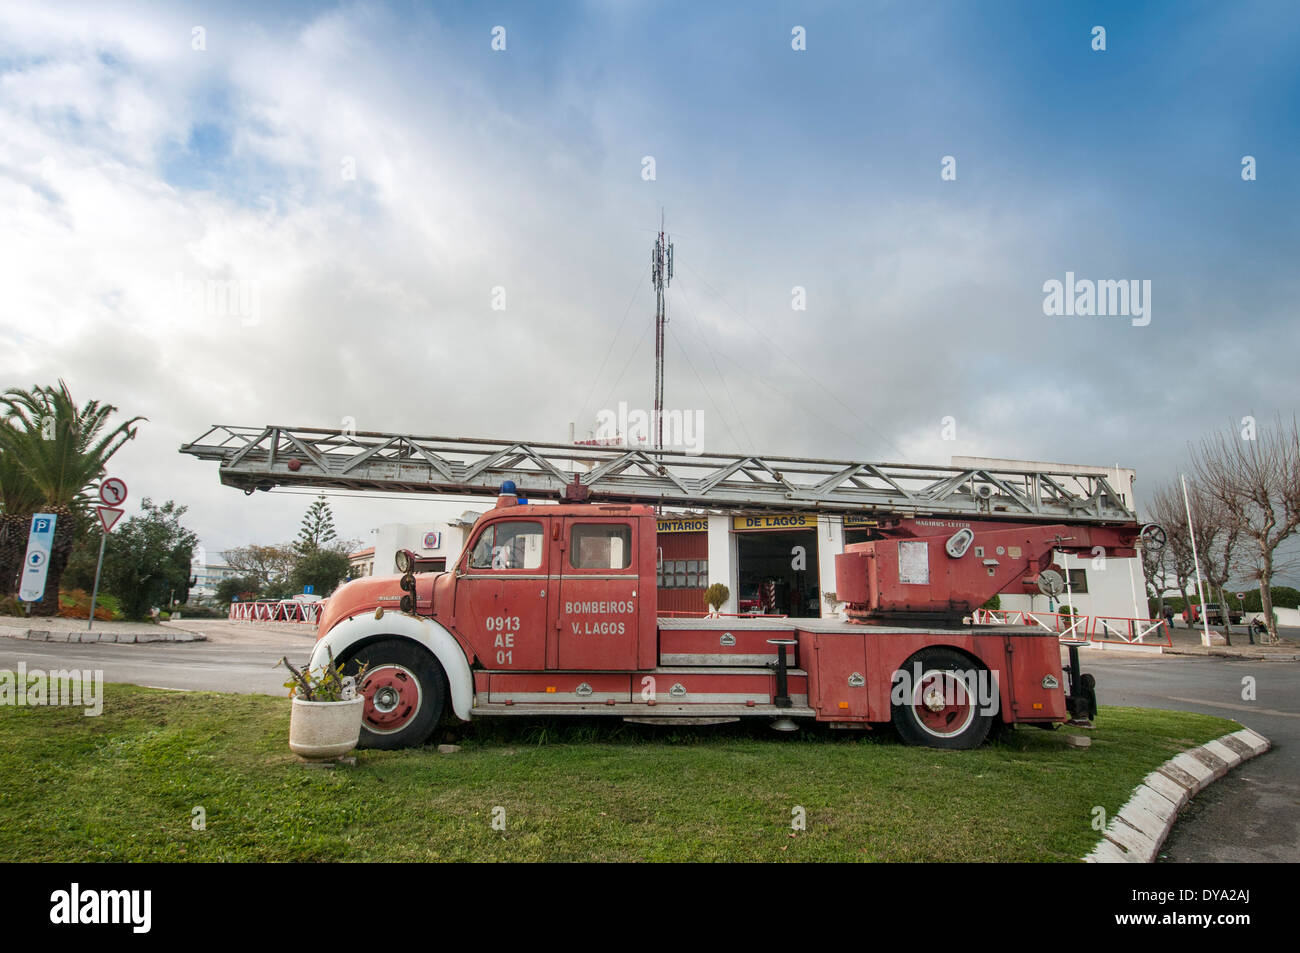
(707, 514, 738, 613)
(373, 521, 474, 576)
(817, 515, 844, 619)
(999, 551, 1147, 621)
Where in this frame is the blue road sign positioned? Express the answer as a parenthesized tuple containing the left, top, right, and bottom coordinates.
(20, 513, 57, 602)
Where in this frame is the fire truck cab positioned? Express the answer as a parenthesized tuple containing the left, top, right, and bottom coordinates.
(309, 483, 1135, 750)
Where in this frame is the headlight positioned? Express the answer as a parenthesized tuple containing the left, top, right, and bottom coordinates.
(395, 549, 414, 574)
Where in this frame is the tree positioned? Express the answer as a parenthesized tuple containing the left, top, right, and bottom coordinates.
(295, 495, 338, 555)
(1190, 416, 1300, 644)
(288, 496, 354, 596)
(62, 528, 105, 592)
(1147, 482, 1198, 625)
(1192, 482, 1243, 643)
(224, 543, 295, 596)
(99, 499, 198, 620)
(0, 423, 42, 594)
(0, 381, 143, 612)
(214, 574, 261, 605)
(291, 547, 352, 596)
(1141, 533, 1171, 620)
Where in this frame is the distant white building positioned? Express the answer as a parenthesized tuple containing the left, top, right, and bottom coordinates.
(361, 512, 483, 579)
(348, 546, 375, 578)
(190, 552, 240, 599)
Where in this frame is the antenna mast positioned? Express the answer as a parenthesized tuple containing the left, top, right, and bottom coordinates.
(650, 210, 673, 451)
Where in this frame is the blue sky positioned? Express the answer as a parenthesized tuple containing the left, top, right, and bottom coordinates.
(1, 0, 1297, 569)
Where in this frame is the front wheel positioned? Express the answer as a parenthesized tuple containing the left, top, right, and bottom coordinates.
(343, 639, 446, 749)
(891, 648, 994, 750)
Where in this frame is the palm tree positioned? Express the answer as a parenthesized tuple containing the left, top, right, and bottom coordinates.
(0, 381, 144, 613)
(0, 425, 43, 596)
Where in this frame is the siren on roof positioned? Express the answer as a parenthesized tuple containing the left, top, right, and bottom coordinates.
(497, 480, 519, 508)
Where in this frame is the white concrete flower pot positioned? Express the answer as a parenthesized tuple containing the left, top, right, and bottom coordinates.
(288, 696, 364, 761)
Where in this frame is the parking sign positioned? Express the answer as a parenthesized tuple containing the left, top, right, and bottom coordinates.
(19, 513, 58, 602)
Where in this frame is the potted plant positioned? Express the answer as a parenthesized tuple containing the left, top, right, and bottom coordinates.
(704, 583, 730, 618)
(278, 649, 369, 761)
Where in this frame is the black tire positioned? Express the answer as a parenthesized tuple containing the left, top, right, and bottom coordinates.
(342, 639, 447, 750)
(891, 647, 994, 750)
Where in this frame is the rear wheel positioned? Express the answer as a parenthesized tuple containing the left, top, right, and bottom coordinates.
(891, 648, 993, 750)
(343, 639, 446, 749)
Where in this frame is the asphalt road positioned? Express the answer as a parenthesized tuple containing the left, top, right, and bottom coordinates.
(1083, 652, 1299, 862)
(0, 620, 316, 695)
(1, 624, 1294, 862)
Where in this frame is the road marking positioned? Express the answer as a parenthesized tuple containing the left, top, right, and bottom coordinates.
(1163, 695, 1300, 719)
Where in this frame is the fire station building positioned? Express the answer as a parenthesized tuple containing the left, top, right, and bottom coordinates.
(657, 457, 1147, 623)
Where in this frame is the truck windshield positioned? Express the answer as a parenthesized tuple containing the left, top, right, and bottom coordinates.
(469, 521, 544, 570)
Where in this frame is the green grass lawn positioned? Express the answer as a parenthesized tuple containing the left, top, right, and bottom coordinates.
(0, 683, 1239, 862)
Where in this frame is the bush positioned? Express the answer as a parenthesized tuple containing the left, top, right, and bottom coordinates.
(704, 583, 730, 611)
(1240, 586, 1299, 611)
(0, 596, 25, 617)
(176, 603, 225, 619)
(56, 589, 115, 621)
(95, 593, 123, 617)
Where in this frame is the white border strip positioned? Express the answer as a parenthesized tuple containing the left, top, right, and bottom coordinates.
(1084, 726, 1271, 863)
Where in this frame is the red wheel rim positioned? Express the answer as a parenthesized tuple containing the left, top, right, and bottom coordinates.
(361, 664, 423, 734)
(911, 671, 976, 738)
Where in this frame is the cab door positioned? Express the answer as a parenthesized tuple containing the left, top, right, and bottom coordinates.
(454, 517, 549, 670)
(553, 517, 640, 670)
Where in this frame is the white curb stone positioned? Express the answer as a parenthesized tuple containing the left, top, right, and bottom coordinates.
(1084, 725, 1271, 863)
(0, 624, 205, 643)
(1141, 770, 1190, 811)
(1167, 750, 1219, 786)
(1230, 728, 1269, 754)
(1203, 739, 1239, 766)
(1087, 839, 1135, 863)
(1104, 814, 1159, 858)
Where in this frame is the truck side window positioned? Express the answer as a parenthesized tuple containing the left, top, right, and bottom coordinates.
(469, 521, 544, 570)
(569, 523, 632, 570)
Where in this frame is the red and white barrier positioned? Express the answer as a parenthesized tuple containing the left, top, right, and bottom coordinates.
(972, 608, 1167, 650)
(229, 600, 322, 624)
(971, 608, 1089, 639)
(1090, 615, 1172, 648)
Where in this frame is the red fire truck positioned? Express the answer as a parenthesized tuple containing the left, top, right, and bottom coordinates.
(307, 484, 1144, 750)
(180, 425, 1157, 750)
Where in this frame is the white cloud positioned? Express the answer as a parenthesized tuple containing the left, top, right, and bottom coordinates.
(0, 0, 1294, 572)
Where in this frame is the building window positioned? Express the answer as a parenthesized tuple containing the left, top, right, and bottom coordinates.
(1066, 568, 1088, 594)
(658, 558, 707, 589)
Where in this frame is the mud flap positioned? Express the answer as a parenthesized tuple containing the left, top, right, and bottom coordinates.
(1063, 642, 1097, 724)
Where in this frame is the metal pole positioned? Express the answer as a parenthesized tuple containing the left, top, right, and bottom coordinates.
(1181, 474, 1213, 648)
(1061, 552, 1076, 635)
(1117, 465, 1142, 621)
(87, 531, 107, 631)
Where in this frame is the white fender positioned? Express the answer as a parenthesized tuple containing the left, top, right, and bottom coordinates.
(309, 612, 475, 722)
